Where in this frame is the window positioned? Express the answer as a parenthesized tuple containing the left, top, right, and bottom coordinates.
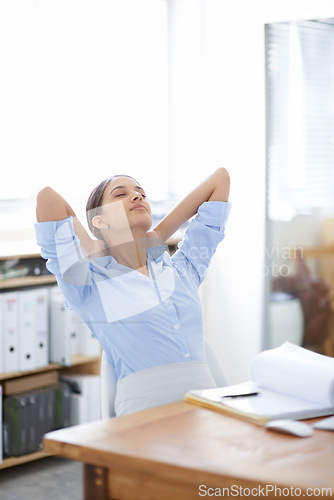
(266, 19, 334, 220)
(0, 0, 168, 226)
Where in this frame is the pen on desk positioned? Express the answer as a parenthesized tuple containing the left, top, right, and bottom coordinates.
(221, 392, 259, 399)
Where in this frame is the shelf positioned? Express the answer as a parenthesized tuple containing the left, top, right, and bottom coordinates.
(0, 355, 101, 382)
(0, 274, 56, 290)
(0, 362, 62, 382)
(0, 252, 102, 471)
(0, 450, 52, 470)
(0, 354, 101, 469)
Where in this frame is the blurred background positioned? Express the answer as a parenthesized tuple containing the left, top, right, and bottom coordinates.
(1, 0, 334, 385)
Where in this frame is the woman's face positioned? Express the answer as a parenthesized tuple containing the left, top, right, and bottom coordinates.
(98, 176, 152, 236)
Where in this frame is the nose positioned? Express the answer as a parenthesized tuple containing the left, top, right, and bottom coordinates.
(132, 191, 143, 201)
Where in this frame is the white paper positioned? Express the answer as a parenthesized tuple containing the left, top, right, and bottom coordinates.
(250, 342, 334, 407)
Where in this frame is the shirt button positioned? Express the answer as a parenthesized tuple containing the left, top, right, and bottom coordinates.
(165, 299, 170, 304)
(184, 353, 190, 358)
(174, 324, 180, 330)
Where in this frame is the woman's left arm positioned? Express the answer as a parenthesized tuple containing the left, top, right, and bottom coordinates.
(150, 168, 230, 244)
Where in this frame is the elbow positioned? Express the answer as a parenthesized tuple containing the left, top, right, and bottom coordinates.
(36, 187, 56, 222)
(36, 187, 70, 222)
(209, 168, 230, 202)
(37, 186, 54, 198)
(216, 168, 230, 196)
(36, 186, 52, 206)
(219, 169, 230, 193)
(217, 167, 230, 183)
(37, 186, 54, 204)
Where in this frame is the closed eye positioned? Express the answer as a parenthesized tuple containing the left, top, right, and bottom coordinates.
(115, 192, 147, 198)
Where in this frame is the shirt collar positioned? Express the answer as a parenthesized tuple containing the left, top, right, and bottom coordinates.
(93, 255, 116, 269)
(93, 244, 167, 269)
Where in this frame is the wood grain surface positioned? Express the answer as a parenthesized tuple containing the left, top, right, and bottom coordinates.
(43, 401, 334, 499)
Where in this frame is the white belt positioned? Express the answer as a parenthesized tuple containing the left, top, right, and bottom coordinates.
(114, 361, 216, 417)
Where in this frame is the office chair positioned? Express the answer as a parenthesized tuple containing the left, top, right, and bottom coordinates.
(100, 340, 228, 419)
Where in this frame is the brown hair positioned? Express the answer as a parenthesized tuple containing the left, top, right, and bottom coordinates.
(86, 175, 137, 239)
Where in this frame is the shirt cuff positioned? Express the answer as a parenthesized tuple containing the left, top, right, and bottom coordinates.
(195, 201, 232, 229)
(34, 216, 75, 249)
(35, 216, 86, 267)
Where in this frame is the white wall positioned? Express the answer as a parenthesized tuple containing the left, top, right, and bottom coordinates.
(195, 0, 334, 383)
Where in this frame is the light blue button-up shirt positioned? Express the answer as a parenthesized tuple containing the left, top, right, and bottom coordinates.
(35, 201, 231, 381)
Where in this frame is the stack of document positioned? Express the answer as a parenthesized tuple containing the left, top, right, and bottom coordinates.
(60, 373, 101, 425)
(2, 383, 71, 458)
(1, 284, 100, 373)
(49, 285, 101, 366)
(0, 288, 49, 373)
(185, 342, 334, 424)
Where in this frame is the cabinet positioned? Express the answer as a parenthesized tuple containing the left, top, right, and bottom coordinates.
(0, 251, 101, 470)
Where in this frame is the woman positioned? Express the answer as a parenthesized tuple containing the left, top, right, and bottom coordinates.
(35, 168, 231, 416)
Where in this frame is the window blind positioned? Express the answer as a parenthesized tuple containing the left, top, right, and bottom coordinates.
(266, 19, 334, 220)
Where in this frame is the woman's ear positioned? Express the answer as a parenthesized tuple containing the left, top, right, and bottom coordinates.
(92, 215, 109, 230)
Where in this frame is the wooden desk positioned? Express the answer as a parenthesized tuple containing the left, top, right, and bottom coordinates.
(43, 401, 334, 500)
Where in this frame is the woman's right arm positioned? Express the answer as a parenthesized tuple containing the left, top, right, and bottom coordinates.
(36, 186, 75, 222)
(36, 187, 105, 257)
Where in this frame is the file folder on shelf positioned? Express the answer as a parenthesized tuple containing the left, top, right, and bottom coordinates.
(18, 290, 36, 372)
(49, 285, 101, 363)
(0, 294, 5, 373)
(3, 384, 69, 458)
(0, 295, 3, 373)
(2, 292, 19, 373)
(3, 393, 29, 457)
(26, 391, 38, 454)
(0, 385, 2, 464)
(68, 393, 90, 426)
(2, 422, 11, 460)
(34, 287, 49, 368)
(53, 383, 71, 430)
(60, 373, 101, 424)
(36, 387, 56, 450)
(49, 286, 81, 365)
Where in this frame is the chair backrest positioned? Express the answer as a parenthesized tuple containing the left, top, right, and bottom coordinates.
(100, 350, 118, 419)
(100, 340, 228, 419)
